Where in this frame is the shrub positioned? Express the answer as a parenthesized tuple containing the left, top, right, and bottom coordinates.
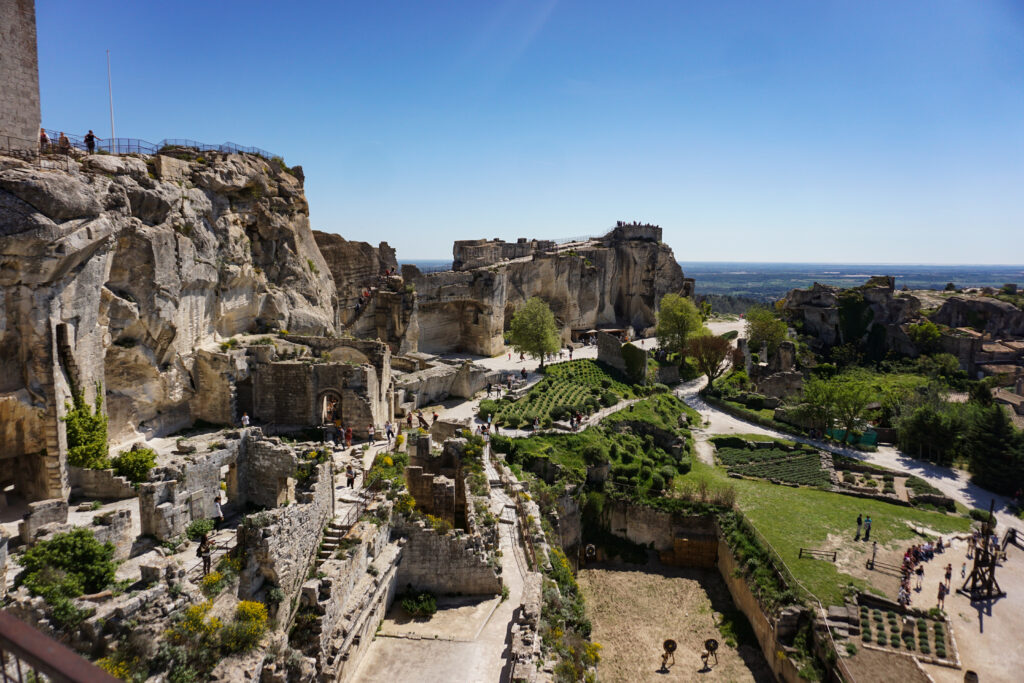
(969, 508, 997, 528)
(17, 527, 116, 595)
(504, 414, 522, 429)
(111, 446, 157, 483)
(600, 390, 620, 407)
(186, 518, 215, 541)
(478, 399, 500, 420)
(220, 601, 268, 652)
(400, 591, 437, 617)
(650, 473, 665, 492)
(63, 387, 109, 469)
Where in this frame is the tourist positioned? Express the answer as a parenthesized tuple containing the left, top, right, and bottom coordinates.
(855, 513, 862, 541)
(385, 421, 394, 443)
(241, 412, 250, 427)
(57, 132, 70, 153)
(520, 368, 527, 380)
(214, 496, 224, 529)
(569, 347, 573, 360)
(406, 412, 413, 429)
(345, 426, 353, 447)
(84, 130, 99, 154)
(39, 128, 49, 150)
(368, 424, 375, 442)
(346, 465, 355, 488)
(937, 582, 946, 609)
(961, 562, 967, 579)
(520, 352, 525, 362)
(915, 564, 924, 590)
(486, 382, 492, 397)
(432, 411, 439, 425)
(863, 516, 872, 542)
(197, 533, 213, 576)
(944, 563, 952, 587)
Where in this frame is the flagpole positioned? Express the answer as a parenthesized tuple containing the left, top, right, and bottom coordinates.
(106, 49, 115, 153)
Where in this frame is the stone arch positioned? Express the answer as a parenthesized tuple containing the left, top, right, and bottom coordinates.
(318, 389, 343, 425)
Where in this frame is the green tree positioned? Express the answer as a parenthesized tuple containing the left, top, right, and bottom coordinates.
(833, 381, 872, 443)
(655, 293, 702, 360)
(896, 403, 965, 465)
(686, 331, 731, 389)
(16, 527, 116, 595)
(507, 297, 560, 367)
(63, 385, 109, 469)
(907, 320, 942, 354)
(965, 405, 1024, 495)
(800, 378, 838, 433)
(744, 306, 787, 356)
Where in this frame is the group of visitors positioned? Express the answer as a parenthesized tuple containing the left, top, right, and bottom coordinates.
(895, 537, 954, 608)
(38, 128, 102, 154)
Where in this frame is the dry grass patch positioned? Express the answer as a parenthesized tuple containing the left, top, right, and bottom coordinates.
(577, 564, 773, 682)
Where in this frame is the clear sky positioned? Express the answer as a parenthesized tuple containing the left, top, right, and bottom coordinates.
(35, 1, 1024, 263)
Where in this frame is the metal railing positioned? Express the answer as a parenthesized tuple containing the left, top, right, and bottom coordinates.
(0, 134, 72, 171)
(40, 129, 280, 161)
(0, 611, 118, 682)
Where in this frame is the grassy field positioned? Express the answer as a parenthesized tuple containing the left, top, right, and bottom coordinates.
(672, 461, 971, 606)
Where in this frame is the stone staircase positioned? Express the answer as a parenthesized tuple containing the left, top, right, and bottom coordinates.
(317, 519, 353, 567)
(342, 287, 377, 330)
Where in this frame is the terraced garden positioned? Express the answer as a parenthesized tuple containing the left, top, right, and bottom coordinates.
(712, 437, 830, 487)
(480, 359, 641, 428)
(859, 604, 951, 660)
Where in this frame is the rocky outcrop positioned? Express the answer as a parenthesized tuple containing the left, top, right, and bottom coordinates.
(932, 296, 1024, 338)
(408, 225, 691, 355)
(0, 151, 336, 500)
(782, 277, 920, 355)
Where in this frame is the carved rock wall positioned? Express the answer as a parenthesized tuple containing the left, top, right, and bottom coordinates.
(0, 151, 336, 500)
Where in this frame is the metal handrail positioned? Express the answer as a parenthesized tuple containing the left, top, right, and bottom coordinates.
(41, 129, 280, 161)
(0, 611, 118, 683)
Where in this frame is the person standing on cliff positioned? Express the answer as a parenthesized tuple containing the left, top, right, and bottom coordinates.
(84, 130, 100, 154)
(39, 128, 49, 150)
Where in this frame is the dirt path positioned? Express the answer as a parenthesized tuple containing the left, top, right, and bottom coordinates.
(578, 563, 773, 682)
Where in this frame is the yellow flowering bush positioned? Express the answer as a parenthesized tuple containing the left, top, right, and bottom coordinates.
(381, 455, 393, 467)
(97, 654, 136, 680)
(220, 600, 268, 652)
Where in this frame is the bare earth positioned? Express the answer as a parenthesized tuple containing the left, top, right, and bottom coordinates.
(577, 563, 773, 683)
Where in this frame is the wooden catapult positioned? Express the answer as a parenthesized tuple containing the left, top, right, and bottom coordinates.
(958, 499, 1007, 601)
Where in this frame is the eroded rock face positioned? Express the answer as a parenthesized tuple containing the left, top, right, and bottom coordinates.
(933, 296, 1024, 338)
(782, 279, 920, 354)
(0, 152, 336, 499)
(410, 226, 691, 355)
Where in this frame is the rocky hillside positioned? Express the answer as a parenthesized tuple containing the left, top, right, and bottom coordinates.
(0, 150, 336, 483)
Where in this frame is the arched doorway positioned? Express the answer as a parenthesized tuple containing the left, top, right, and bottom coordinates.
(319, 390, 342, 425)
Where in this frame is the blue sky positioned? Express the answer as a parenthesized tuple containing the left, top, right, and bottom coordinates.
(36, 1, 1024, 263)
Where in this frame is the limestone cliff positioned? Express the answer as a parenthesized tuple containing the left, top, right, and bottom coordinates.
(407, 225, 691, 355)
(782, 277, 920, 356)
(932, 295, 1024, 338)
(0, 150, 336, 499)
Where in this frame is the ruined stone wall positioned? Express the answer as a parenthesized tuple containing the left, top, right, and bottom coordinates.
(395, 520, 501, 595)
(605, 502, 716, 553)
(238, 461, 335, 608)
(596, 331, 626, 372)
(0, 0, 40, 153)
(68, 466, 138, 500)
(716, 532, 802, 683)
(137, 445, 237, 540)
(238, 437, 297, 508)
(452, 237, 556, 271)
(89, 508, 134, 560)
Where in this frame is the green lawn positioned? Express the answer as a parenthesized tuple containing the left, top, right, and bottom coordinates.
(674, 461, 971, 606)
